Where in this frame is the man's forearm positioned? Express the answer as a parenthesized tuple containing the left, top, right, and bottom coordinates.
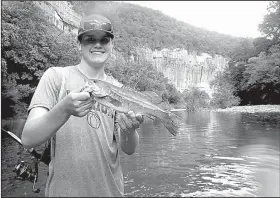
(119, 128, 139, 155)
(22, 102, 71, 148)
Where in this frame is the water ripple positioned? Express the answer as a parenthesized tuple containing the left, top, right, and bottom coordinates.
(2, 112, 279, 197)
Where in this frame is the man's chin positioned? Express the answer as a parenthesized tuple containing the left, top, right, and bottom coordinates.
(89, 58, 108, 65)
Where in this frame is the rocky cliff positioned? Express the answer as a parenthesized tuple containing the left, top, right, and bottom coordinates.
(129, 47, 229, 96)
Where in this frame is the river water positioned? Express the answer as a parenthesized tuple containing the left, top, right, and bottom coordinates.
(1, 111, 280, 197)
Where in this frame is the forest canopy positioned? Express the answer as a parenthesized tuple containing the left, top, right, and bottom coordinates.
(210, 1, 280, 107)
(71, 1, 241, 57)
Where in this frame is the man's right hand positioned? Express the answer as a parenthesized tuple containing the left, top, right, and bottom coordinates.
(22, 85, 95, 148)
(62, 86, 94, 117)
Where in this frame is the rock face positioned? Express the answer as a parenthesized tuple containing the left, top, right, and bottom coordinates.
(33, 1, 81, 36)
(129, 47, 229, 96)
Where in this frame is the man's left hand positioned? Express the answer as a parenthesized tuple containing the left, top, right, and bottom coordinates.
(116, 111, 144, 133)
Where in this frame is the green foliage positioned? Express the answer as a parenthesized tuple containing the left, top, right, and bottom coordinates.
(212, 42, 280, 106)
(210, 72, 241, 108)
(210, 1, 280, 107)
(1, 1, 80, 119)
(259, 1, 280, 43)
(210, 89, 240, 109)
(164, 84, 183, 105)
(71, 1, 240, 57)
(240, 44, 280, 104)
(228, 38, 256, 65)
(182, 87, 211, 111)
(253, 37, 273, 55)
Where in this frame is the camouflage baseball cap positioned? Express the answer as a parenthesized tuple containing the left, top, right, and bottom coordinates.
(78, 14, 114, 39)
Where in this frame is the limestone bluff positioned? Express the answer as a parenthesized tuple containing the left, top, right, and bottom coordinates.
(114, 47, 228, 96)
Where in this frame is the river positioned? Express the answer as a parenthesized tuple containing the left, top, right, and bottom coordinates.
(1, 111, 280, 197)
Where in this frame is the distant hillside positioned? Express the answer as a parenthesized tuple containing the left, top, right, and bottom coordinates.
(71, 1, 241, 57)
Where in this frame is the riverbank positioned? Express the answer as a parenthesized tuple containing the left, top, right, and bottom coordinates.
(213, 105, 280, 113)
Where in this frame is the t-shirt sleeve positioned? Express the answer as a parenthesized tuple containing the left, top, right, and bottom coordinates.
(28, 67, 62, 112)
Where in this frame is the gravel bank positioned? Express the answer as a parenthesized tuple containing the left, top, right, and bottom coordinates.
(213, 105, 280, 113)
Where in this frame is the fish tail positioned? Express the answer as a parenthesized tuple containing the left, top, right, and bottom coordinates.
(162, 112, 185, 136)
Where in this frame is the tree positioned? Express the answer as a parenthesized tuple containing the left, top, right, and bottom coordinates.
(228, 38, 256, 65)
(210, 1, 280, 106)
(210, 73, 240, 108)
(183, 87, 211, 111)
(1, 1, 80, 119)
(253, 37, 273, 55)
(241, 45, 280, 104)
(259, 1, 280, 44)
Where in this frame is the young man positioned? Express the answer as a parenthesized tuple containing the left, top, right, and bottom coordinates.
(22, 14, 143, 197)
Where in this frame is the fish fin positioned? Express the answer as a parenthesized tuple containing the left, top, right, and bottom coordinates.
(143, 114, 156, 121)
(156, 101, 173, 111)
(121, 85, 163, 104)
(141, 91, 163, 104)
(162, 112, 186, 136)
(122, 86, 148, 99)
(122, 85, 135, 92)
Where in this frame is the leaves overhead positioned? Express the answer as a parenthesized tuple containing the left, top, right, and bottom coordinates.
(259, 1, 280, 43)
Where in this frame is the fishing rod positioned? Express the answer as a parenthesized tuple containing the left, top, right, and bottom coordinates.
(2, 128, 42, 159)
(2, 128, 50, 193)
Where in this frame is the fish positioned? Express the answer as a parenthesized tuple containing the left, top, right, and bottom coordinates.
(82, 79, 186, 136)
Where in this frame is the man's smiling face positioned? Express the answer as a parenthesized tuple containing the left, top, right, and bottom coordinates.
(80, 30, 113, 66)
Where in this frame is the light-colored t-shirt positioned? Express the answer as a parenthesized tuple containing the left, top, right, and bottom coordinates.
(28, 66, 124, 197)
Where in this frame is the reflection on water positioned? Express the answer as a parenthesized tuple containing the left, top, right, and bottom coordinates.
(121, 111, 280, 197)
(240, 143, 280, 197)
(1, 111, 280, 197)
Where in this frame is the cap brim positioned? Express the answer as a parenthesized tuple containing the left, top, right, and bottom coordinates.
(78, 29, 114, 39)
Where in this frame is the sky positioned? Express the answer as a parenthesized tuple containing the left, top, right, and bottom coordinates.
(125, 1, 270, 38)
